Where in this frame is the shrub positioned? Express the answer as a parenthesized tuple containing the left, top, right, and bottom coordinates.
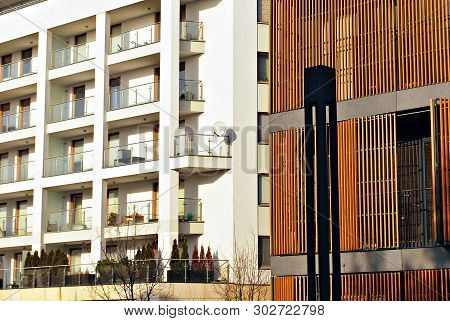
(169, 240, 182, 271)
(191, 244, 200, 271)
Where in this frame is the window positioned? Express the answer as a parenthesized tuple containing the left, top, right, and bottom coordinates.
(258, 174, 270, 206)
(258, 236, 270, 269)
(257, 53, 269, 83)
(70, 248, 82, 273)
(258, 113, 269, 144)
(21, 49, 33, 75)
(257, 0, 269, 24)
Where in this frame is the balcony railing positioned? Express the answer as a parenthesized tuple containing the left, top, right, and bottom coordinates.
(51, 42, 95, 69)
(0, 161, 34, 184)
(1, 57, 38, 82)
(399, 188, 437, 248)
(0, 214, 32, 237)
(0, 109, 35, 133)
(0, 259, 229, 289)
(179, 79, 203, 101)
(49, 96, 94, 123)
(107, 200, 158, 227)
(180, 21, 204, 41)
(110, 24, 160, 54)
(46, 207, 92, 233)
(109, 83, 159, 111)
(174, 134, 231, 157)
(104, 140, 158, 168)
(178, 198, 202, 222)
(44, 150, 94, 177)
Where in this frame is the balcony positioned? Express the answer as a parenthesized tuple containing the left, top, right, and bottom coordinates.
(0, 57, 38, 83)
(109, 82, 159, 111)
(0, 214, 32, 238)
(49, 96, 94, 123)
(110, 24, 160, 54)
(108, 24, 160, 73)
(179, 198, 204, 235)
(107, 200, 158, 227)
(46, 207, 92, 233)
(44, 150, 93, 177)
(104, 140, 158, 168)
(0, 109, 35, 133)
(49, 42, 95, 82)
(51, 42, 95, 69)
(180, 21, 204, 42)
(179, 79, 204, 115)
(180, 21, 205, 57)
(0, 161, 34, 184)
(399, 188, 437, 249)
(172, 134, 232, 173)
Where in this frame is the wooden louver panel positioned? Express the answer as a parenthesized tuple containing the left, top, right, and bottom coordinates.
(271, 0, 450, 113)
(273, 269, 450, 301)
(338, 114, 399, 251)
(397, 0, 450, 90)
(431, 98, 450, 242)
(271, 129, 305, 255)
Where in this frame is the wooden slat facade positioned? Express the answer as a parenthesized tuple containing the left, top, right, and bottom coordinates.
(271, 113, 398, 254)
(273, 269, 450, 301)
(271, 0, 450, 113)
(431, 99, 450, 242)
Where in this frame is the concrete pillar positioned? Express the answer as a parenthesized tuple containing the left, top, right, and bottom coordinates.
(90, 12, 110, 264)
(32, 30, 52, 252)
(158, 0, 180, 260)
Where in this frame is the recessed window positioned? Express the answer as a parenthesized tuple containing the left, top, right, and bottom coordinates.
(257, 53, 269, 83)
(258, 236, 270, 269)
(257, 0, 269, 24)
(258, 174, 270, 206)
(258, 113, 269, 144)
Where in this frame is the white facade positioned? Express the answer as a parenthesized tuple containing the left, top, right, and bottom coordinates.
(0, 0, 270, 283)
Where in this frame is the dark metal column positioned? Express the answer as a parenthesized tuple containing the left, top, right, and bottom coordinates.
(304, 65, 340, 301)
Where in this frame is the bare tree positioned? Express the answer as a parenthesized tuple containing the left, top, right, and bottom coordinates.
(89, 224, 171, 301)
(214, 236, 270, 301)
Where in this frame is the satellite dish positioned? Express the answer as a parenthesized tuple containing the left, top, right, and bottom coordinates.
(212, 121, 227, 137)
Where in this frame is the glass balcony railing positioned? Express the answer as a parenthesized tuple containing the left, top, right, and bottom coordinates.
(0, 109, 35, 133)
(109, 83, 159, 111)
(174, 134, 231, 157)
(49, 96, 94, 123)
(0, 214, 32, 237)
(106, 200, 158, 227)
(104, 140, 158, 168)
(0, 161, 34, 184)
(178, 198, 202, 222)
(1, 57, 37, 82)
(46, 208, 92, 233)
(179, 79, 203, 101)
(110, 24, 160, 54)
(0, 259, 230, 290)
(180, 21, 204, 41)
(51, 42, 95, 69)
(44, 151, 94, 177)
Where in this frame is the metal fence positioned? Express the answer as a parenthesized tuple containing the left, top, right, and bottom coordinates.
(0, 259, 229, 290)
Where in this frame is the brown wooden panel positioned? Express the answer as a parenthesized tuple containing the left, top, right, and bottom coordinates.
(431, 98, 450, 242)
(273, 269, 450, 301)
(271, 129, 305, 255)
(338, 114, 398, 251)
(271, 0, 449, 113)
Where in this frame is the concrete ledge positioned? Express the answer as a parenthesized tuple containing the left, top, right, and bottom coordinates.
(271, 246, 450, 276)
(270, 82, 450, 133)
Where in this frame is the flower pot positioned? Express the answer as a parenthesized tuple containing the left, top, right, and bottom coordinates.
(167, 270, 188, 283)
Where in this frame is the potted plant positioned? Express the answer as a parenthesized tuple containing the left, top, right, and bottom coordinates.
(205, 246, 214, 283)
(146, 243, 158, 282)
(22, 252, 34, 288)
(190, 244, 207, 283)
(167, 240, 185, 282)
(134, 248, 147, 283)
(49, 250, 67, 287)
(35, 249, 50, 288)
(97, 259, 114, 285)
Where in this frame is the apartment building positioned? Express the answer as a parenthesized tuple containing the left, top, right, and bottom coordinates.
(0, 0, 271, 292)
(270, 1, 450, 300)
